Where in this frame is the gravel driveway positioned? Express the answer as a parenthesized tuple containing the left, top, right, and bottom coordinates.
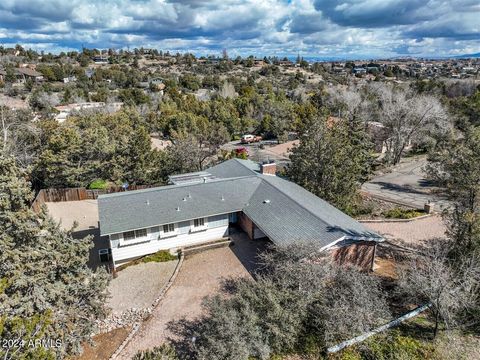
(107, 261, 178, 315)
(118, 234, 266, 359)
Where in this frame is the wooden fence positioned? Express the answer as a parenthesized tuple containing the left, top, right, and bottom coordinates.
(32, 185, 152, 213)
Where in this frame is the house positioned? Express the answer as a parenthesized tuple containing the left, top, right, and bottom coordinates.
(93, 55, 109, 64)
(352, 67, 367, 75)
(54, 102, 123, 122)
(98, 159, 383, 271)
(15, 67, 44, 83)
(63, 75, 77, 83)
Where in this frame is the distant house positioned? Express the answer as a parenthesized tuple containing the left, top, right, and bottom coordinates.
(98, 159, 383, 270)
(15, 67, 44, 83)
(92, 55, 109, 64)
(63, 75, 77, 83)
(352, 67, 367, 75)
(278, 60, 294, 67)
(138, 78, 166, 95)
(54, 102, 123, 122)
(366, 121, 388, 153)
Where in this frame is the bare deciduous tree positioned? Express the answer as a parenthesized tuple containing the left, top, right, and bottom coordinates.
(0, 106, 39, 165)
(218, 81, 237, 99)
(369, 84, 450, 164)
(398, 240, 480, 338)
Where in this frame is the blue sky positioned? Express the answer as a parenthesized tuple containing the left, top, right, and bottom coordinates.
(0, 0, 479, 58)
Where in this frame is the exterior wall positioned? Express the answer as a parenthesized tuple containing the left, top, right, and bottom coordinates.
(238, 212, 254, 239)
(330, 241, 376, 271)
(109, 214, 229, 266)
(237, 212, 266, 240)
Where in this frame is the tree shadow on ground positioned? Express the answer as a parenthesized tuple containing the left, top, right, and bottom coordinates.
(166, 317, 201, 359)
(371, 181, 428, 195)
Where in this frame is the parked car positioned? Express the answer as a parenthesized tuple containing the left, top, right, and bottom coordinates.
(240, 134, 262, 144)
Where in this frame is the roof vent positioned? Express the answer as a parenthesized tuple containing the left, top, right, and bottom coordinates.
(187, 193, 192, 198)
(146, 200, 150, 205)
(182, 197, 187, 201)
(221, 195, 225, 201)
(176, 207, 180, 211)
(263, 199, 271, 204)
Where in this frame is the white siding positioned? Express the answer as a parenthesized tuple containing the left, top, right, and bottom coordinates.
(110, 214, 229, 265)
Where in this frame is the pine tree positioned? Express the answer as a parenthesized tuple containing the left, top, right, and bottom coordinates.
(427, 126, 480, 258)
(0, 157, 109, 358)
(287, 115, 373, 214)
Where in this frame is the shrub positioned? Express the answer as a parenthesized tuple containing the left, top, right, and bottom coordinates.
(382, 207, 424, 219)
(133, 344, 179, 360)
(189, 244, 390, 359)
(88, 179, 108, 189)
(117, 250, 178, 271)
(142, 250, 178, 263)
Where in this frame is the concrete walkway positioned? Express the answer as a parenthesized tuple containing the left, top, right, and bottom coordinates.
(117, 234, 267, 359)
(362, 157, 450, 210)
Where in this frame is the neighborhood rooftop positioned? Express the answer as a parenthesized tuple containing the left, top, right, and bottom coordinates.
(98, 159, 382, 248)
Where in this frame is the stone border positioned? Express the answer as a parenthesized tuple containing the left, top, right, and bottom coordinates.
(359, 190, 423, 210)
(109, 251, 185, 360)
(358, 214, 433, 223)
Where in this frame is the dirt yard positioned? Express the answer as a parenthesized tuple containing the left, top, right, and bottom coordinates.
(46, 200, 98, 231)
(74, 326, 132, 360)
(117, 234, 267, 359)
(46, 200, 108, 269)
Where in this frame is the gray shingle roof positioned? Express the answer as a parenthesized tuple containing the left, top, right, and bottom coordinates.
(206, 158, 259, 178)
(245, 175, 382, 247)
(98, 159, 383, 247)
(98, 176, 261, 235)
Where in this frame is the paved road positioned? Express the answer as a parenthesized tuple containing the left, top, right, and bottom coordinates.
(221, 140, 291, 165)
(362, 157, 450, 210)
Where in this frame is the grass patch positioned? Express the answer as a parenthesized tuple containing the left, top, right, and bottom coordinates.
(88, 179, 108, 190)
(382, 207, 425, 219)
(330, 331, 437, 360)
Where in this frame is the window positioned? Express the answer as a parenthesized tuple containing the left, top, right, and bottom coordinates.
(123, 230, 135, 241)
(163, 223, 175, 233)
(160, 223, 178, 238)
(194, 218, 205, 228)
(191, 217, 207, 232)
(123, 229, 147, 241)
(135, 229, 147, 238)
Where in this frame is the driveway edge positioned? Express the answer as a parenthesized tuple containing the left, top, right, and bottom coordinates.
(359, 214, 433, 223)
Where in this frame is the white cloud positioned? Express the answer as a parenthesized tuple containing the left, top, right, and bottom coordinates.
(0, 0, 478, 57)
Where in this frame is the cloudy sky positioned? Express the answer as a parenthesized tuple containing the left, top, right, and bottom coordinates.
(1, 0, 479, 58)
